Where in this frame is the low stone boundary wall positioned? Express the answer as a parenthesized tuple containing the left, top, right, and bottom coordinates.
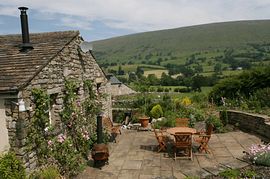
(227, 110, 270, 141)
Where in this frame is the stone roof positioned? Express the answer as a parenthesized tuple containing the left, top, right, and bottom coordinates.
(0, 31, 79, 93)
(109, 75, 122, 85)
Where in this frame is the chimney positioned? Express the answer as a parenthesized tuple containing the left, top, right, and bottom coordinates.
(18, 7, 33, 51)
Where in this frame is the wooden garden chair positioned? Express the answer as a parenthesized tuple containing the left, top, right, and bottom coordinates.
(175, 118, 189, 127)
(102, 117, 122, 142)
(194, 124, 214, 153)
(152, 126, 167, 152)
(173, 132, 193, 160)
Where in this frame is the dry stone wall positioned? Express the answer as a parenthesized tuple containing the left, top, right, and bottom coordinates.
(227, 110, 270, 141)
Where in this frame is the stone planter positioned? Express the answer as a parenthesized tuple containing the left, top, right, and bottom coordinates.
(139, 117, 150, 128)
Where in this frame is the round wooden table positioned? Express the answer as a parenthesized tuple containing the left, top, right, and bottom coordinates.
(166, 127, 197, 135)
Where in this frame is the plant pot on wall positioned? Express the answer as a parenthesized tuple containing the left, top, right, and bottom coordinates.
(139, 117, 150, 128)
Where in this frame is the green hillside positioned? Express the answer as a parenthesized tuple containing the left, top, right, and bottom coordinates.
(92, 20, 270, 66)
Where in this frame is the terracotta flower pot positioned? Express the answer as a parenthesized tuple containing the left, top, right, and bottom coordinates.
(139, 117, 149, 128)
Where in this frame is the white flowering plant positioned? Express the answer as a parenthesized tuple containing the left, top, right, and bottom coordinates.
(245, 143, 270, 167)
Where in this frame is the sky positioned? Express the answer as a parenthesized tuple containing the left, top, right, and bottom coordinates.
(1, 0, 270, 42)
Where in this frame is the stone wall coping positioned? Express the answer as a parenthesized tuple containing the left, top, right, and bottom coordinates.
(227, 109, 270, 122)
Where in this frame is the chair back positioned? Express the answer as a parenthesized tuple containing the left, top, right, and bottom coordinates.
(173, 132, 192, 147)
(152, 125, 167, 152)
(175, 118, 189, 127)
(206, 123, 214, 135)
(102, 117, 113, 128)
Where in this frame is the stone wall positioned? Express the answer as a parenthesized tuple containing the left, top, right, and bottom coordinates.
(4, 35, 112, 171)
(227, 110, 270, 141)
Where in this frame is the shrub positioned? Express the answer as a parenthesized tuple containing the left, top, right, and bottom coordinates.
(253, 87, 270, 107)
(191, 93, 208, 103)
(179, 88, 191, 93)
(220, 109, 228, 126)
(209, 67, 270, 105)
(157, 87, 164, 92)
(181, 97, 192, 106)
(29, 165, 61, 179)
(205, 115, 223, 133)
(150, 104, 163, 119)
(152, 117, 175, 129)
(48, 136, 85, 177)
(114, 111, 125, 123)
(219, 169, 240, 178)
(0, 152, 26, 179)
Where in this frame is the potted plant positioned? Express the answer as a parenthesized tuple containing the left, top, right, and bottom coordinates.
(139, 116, 150, 128)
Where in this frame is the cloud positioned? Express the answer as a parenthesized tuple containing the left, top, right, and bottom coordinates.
(1, 0, 270, 33)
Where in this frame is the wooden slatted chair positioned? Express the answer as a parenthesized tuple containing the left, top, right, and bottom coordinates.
(173, 132, 193, 160)
(152, 126, 167, 152)
(102, 117, 122, 142)
(175, 118, 189, 127)
(194, 124, 214, 153)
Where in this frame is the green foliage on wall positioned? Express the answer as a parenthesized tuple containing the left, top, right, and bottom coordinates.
(27, 88, 50, 163)
(26, 79, 104, 177)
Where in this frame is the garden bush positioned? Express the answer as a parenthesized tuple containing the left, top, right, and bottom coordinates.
(114, 111, 125, 123)
(191, 93, 208, 103)
(0, 152, 26, 179)
(219, 168, 240, 178)
(48, 136, 85, 176)
(178, 87, 191, 93)
(28, 165, 61, 179)
(253, 87, 270, 107)
(152, 117, 175, 129)
(205, 115, 223, 133)
(209, 67, 270, 105)
(150, 104, 163, 119)
(220, 109, 228, 126)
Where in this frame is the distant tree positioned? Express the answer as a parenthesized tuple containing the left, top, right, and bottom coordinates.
(108, 69, 117, 75)
(147, 74, 160, 86)
(117, 76, 128, 83)
(157, 58, 163, 65)
(191, 74, 205, 92)
(117, 65, 125, 75)
(194, 64, 203, 73)
(128, 72, 137, 82)
(183, 77, 192, 89)
(160, 73, 176, 86)
(136, 66, 144, 78)
(214, 63, 222, 74)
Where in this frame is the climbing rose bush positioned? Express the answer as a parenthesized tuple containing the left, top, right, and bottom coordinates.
(246, 143, 270, 167)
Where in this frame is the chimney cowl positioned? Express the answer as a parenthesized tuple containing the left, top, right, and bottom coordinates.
(18, 6, 33, 52)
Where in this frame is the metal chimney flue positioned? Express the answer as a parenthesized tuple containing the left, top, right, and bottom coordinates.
(18, 7, 33, 51)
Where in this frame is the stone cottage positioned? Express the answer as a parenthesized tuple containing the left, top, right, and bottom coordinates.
(0, 7, 112, 170)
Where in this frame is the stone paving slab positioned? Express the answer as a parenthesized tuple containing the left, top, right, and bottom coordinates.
(76, 130, 262, 179)
(219, 158, 250, 169)
(203, 164, 228, 176)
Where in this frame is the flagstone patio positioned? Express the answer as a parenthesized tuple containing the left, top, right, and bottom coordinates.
(76, 129, 262, 179)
